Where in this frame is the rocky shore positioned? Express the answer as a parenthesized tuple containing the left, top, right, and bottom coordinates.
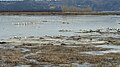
(0, 28, 120, 67)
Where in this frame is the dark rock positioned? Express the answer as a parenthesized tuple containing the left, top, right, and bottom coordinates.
(28, 36, 35, 38)
(22, 43, 33, 46)
(61, 43, 66, 45)
(39, 37, 44, 39)
(0, 41, 7, 44)
(42, 21, 48, 22)
(47, 43, 54, 45)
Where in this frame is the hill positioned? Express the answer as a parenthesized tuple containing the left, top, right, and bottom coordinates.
(0, 0, 120, 11)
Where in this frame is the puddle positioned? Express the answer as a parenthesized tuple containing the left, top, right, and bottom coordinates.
(95, 45, 120, 50)
(80, 50, 120, 55)
(39, 63, 93, 67)
(23, 53, 36, 58)
(80, 44, 120, 55)
(14, 65, 31, 67)
(64, 46, 81, 48)
(72, 62, 93, 67)
(22, 53, 39, 64)
(40, 65, 53, 67)
(63, 40, 81, 44)
(101, 34, 120, 38)
(90, 41, 107, 44)
(24, 59, 39, 64)
(20, 48, 31, 53)
(0, 44, 15, 49)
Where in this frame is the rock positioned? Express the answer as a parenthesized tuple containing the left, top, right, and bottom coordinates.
(59, 30, 72, 32)
(39, 37, 44, 39)
(0, 41, 7, 44)
(22, 43, 33, 46)
(62, 22, 69, 24)
(61, 43, 66, 45)
(47, 43, 54, 45)
(42, 21, 48, 22)
(28, 36, 35, 38)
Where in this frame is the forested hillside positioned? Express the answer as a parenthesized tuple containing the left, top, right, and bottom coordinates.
(0, 0, 120, 11)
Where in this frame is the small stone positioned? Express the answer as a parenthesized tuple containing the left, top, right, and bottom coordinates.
(61, 43, 66, 45)
(0, 41, 6, 44)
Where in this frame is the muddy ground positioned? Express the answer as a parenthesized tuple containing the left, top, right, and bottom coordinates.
(0, 28, 120, 67)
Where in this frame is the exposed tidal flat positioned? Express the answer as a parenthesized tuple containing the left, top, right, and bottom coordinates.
(0, 15, 120, 67)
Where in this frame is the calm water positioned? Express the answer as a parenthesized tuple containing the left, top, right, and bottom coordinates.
(0, 15, 120, 39)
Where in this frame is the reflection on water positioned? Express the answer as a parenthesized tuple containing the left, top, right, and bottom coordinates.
(0, 15, 120, 39)
(0, 44, 15, 49)
(80, 50, 120, 55)
(96, 44, 120, 50)
(72, 63, 93, 67)
(14, 65, 31, 67)
(80, 44, 120, 55)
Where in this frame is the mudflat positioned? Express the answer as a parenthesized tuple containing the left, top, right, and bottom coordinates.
(0, 15, 120, 67)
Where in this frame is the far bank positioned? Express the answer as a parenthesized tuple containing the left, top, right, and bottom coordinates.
(0, 11, 120, 15)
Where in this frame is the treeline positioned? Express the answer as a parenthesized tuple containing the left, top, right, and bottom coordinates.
(62, 6, 92, 12)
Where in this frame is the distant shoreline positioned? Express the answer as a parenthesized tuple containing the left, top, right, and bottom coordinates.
(0, 11, 120, 15)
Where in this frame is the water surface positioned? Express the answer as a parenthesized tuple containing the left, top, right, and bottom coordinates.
(0, 15, 120, 39)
